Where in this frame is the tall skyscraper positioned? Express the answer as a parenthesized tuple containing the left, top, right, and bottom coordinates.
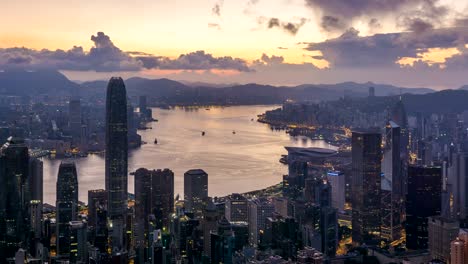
(105, 77, 128, 252)
(351, 129, 382, 244)
(381, 121, 403, 242)
(447, 151, 468, 220)
(451, 229, 468, 264)
(406, 165, 442, 250)
(56, 161, 79, 258)
(0, 137, 30, 260)
(151, 169, 175, 229)
(29, 158, 43, 240)
(184, 169, 208, 217)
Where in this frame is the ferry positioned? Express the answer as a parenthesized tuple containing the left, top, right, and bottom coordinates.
(202, 131, 206, 136)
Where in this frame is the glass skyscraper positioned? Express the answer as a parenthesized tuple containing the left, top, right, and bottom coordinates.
(105, 77, 128, 253)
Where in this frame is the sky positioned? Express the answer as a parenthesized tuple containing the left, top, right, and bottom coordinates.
(1, 0, 468, 89)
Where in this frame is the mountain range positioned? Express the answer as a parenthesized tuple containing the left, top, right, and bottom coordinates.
(0, 70, 467, 111)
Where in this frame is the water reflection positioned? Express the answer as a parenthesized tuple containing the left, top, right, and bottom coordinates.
(42, 105, 336, 204)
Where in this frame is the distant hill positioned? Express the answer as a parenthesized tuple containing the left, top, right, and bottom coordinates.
(0, 69, 80, 96)
(402, 89, 468, 114)
(0, 70, 441, 105)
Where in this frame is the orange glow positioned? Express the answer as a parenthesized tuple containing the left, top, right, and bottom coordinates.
(397, 47, 461, 67)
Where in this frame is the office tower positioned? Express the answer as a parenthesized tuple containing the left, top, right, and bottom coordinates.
(29, 158, 43, 240)
(151, 169, 174, 229)
(327, 171, 345, 212)
(447, 152, 468, 220)
(88, 189, 107, 229)
(210, 217, 235, 264)
(139, 95, 147, 112)
(305, 178, 331, 207)
(127, 100, 142, 148)
(320, 206, 338, 257)
(351, 130, 382, 244)
(69, 221, 87, 263)
(203, 201, 220, 258)
(69, 98, 82, 145)
(451, 229, 468, 264)
(428, 216, 459, 263)
(56, 161, 79, 258)
(134, 168, 152, 251)
(391, 99, 409, 158)
(248, 198, 275, 246)
(406, 165, 442, 250)
(225, 193, 248, 222)
(184, 169, 208, 217)
(0, 137, 30, 260)
(381, 121, 403, 242)
(134, 168, 175, 250)
(105, 77, 128, 252)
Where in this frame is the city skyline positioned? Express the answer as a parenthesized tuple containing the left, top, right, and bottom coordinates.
(1, 0, 468, 88)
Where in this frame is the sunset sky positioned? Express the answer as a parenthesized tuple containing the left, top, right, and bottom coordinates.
(1, 0, 468, 88)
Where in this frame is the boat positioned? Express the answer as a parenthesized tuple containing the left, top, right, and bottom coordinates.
(251, 118, 254, 121)
(154, 138, 158, 144)
(205, 108, 210, 111)
(202, 131, 205, 136)
(232, 130, 236, 134)
(279, 155, 288, 165)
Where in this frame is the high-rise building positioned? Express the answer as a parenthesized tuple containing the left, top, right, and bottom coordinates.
(203, 200, 220, 258)
(327, 171, 345, 212)
(225, 193, 248, 222)
(105, 77, 128, 252)
(151, 169, 174, 229)
(351, 130, 382, 244)
(450, 229, 468, 264)
(88, 189, 107, 229)
(447, 151, 468, 220)
(184, 169, 208, 217)
(381, 121, 403, 242)
(29, 157, 43, 240)
(69, 221, 88, 263)
(0, 137, 30, 260)
(69, 98, 82, 145)
(406, 165, 442, 250)
(210, 217, 235, 264)
(134, 168, 174, 251)
(56, 161, 79, 258)
(248, 198, 275, 246)
(428, 216, 459, 263)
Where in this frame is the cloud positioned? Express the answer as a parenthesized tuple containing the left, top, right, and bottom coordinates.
(305, 0, 455, 33)
(261, 17, 307, 35)
(212, 0, 223, 16)
(136, 50, 252, 72)
(0, 32, 251, 72)
(404, 18, 434, 34)
(305, 27, 468, 68)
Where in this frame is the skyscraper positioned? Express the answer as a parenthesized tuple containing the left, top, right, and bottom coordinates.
(406, 165, 442, 250)
(351, 129, 382, 244)
(248, 198, 275, 246)
(69, 98, 82, 145)
(184, 169, 208, 217)
(327, 171, 345, 212)
(105, 77, 128, 252)
(29, 158, 43, 240)
(225, 193, 248, 222)
(56, 161, 79, 258)
(0, 137, 30, 260)
(428, 216, 459, 263)
(381, 121, 403, 242)
(134, 168, 174, 251)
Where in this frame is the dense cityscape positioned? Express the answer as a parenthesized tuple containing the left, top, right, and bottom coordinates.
(3, 0, 468, 263)
(1, 74, 468, 264)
